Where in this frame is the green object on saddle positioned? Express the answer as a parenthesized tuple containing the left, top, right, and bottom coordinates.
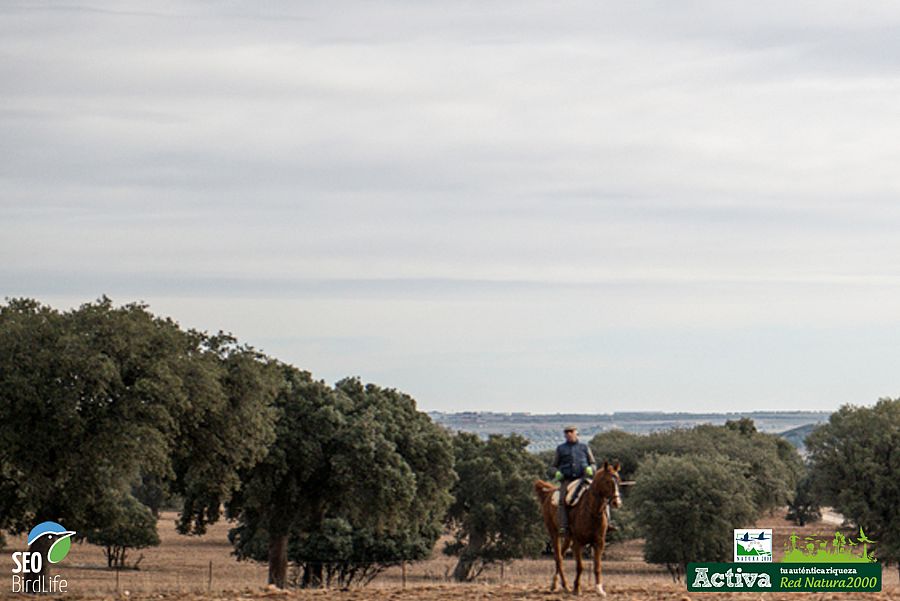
(553, 470, 562, 482)
(585, 466, 594, 477)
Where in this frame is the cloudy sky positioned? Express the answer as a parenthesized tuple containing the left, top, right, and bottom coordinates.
(4, 1, 900, 413)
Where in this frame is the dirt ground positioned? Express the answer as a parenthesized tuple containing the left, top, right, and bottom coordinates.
(0, 510, 897, 600)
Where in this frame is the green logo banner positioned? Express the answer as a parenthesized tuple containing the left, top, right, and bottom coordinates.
(782, 528, 877, 563)
(687, 562, 882, 592)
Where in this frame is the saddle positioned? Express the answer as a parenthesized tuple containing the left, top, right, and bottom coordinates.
(550, 477, 592, 508)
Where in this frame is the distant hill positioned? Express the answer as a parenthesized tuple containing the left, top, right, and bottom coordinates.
(777, 422, 823, 453)
(429, 410, 832, 452)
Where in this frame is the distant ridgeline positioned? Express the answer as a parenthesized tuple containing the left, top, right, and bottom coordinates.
(428, 411, 831, 453)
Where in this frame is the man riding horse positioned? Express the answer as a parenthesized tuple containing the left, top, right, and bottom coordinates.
(549, 426, 615, 536)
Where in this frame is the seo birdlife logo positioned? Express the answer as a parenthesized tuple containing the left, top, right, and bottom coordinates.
(10, 521, 75, 593)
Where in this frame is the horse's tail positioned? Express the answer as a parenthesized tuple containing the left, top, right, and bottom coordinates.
(534, 479, 557, 504)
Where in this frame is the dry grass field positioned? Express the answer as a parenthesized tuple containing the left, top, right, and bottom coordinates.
(1, 510, 897, 600)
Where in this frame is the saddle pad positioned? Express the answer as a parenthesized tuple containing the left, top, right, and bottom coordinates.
(550, 478, 591, 507)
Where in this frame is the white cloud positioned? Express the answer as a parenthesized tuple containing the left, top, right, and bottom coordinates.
(3, 1, 900, 411)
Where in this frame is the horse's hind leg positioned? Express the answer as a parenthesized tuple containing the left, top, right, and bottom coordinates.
(550, 540, 559, 592)
(551, 535, 569, 592)
(573, 542, 584, 594)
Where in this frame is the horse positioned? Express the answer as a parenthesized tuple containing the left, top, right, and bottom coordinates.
(534, 461, 622, 596)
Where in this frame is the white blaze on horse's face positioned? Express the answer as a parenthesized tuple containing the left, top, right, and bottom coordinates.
(610, 474, 622, 508)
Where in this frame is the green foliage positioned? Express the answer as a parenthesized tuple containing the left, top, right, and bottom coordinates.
(806, 398, 900, 566)
(725, 417, 758, 435)
(534, 449, 556, 473)
(590, 422, 802, 515)
(0, 297, 277, 543)
(588, 419, 803, 571)
(228, 371, 455, 588)
(0, 297, 181, 535)
(443, 433, 546, 581)
(588, 430, 644, 480)
(172, 334, 279, 535)
(786, 471, 821, 527)
(131, 474, 175, 518)
(631, 454, 756, 581)
(83, 493, 160, 568)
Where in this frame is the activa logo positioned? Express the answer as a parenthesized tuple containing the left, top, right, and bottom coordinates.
(692, 566, 772, 589)
(10, 521, 75, 593)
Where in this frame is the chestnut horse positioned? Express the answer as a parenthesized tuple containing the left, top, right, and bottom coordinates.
(534, 461, 622, 596)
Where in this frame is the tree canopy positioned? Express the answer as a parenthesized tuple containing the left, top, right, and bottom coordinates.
(590, 422, 802, 514)
(443, 432, 546, 581)
(0, 297, 277, 565)
(806, 398, 900, 573)
(228, 371, 456, 588)
(589, 420, 804, 579)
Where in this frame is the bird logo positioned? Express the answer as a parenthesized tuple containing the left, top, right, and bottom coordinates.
(27, 521, 76, 563)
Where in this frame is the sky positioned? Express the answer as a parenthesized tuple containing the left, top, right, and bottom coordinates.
(3, 1, 900, 413)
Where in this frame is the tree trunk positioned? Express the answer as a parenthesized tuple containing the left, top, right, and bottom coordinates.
(452, 555, 476, 582)
(452, 532, 485, 582)
(267, 533, 288, 588)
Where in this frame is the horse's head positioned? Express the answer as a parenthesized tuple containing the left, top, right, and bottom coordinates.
(591, 460, 622, 509)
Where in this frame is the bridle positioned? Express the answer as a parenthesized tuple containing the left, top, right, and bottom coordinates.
(590, 470, 622, 510)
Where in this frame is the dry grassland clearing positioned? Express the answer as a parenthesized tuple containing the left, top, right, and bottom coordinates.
(1, 511, 896, 600)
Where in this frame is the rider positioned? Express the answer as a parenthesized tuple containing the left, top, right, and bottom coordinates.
(549, 426, 615, 535)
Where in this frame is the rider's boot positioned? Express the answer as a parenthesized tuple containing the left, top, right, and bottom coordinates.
(557, 490, 569, 536)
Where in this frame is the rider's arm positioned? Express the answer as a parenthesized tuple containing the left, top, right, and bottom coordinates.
(585, 445, 597, 476)
(549, 448, 562, 481)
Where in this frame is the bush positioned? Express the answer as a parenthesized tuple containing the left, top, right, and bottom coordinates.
(591, 422, 803, 515)
(631, 454, 756, 581)
(84, 494, 160, 569)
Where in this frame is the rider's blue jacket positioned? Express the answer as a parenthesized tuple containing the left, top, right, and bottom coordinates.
(551, 441, 596, 479)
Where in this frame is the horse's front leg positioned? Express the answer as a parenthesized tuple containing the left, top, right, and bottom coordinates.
(573, 542, 584, 594)
(593, 540, 606, 597)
